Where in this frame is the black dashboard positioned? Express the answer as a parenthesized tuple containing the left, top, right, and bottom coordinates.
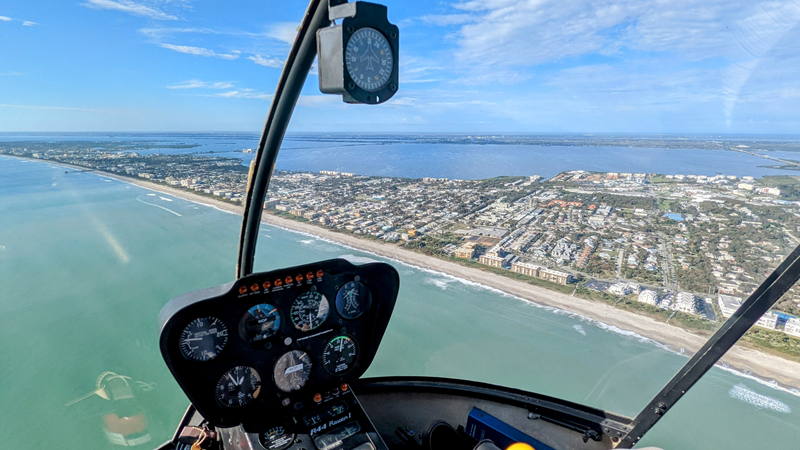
(158, 258, 399, 449)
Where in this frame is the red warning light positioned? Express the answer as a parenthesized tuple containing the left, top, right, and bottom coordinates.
(238, 286, 248, 295)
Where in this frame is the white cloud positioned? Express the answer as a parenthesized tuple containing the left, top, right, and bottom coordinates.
(167, 79, 234, 89)
(82, 0, 178, 20)
(248, 54, 283, 68)
(159, 43, 240, 59)
(215, 89, 273, 100)
(268, 22, 298, 45)
(0, 16, 12, 22)
(22, 21, 38, 27)
(419, 14, 475, 26)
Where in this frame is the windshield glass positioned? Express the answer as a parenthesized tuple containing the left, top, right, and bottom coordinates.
(2, 1, 800, 449)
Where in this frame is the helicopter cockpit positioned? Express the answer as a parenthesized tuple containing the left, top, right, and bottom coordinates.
(149, 2, 800, 450)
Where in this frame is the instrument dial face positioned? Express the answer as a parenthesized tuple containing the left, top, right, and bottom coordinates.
(345, 27, 393, 92)
(290, 291, 329, 332)
(322, 335, 358, 375)
(335, 281, 372, 320)
(273, 350, 312, 392)
(179, 317, 229, 361)
(215, 366, 261, 408)
(259, 424, 295, 450)
(239, 303, 282, 343)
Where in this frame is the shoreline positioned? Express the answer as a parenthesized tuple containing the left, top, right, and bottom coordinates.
(9, 155, 800, 391)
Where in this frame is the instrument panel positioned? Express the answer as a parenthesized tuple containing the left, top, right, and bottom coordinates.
(158, 258, 399, 432)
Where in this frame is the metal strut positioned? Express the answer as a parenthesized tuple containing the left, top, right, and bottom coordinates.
(620, 241, 800, 447)
(236, 0, 335, 278)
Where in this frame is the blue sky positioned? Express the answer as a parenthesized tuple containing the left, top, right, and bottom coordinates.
(1, 0, 799, 133)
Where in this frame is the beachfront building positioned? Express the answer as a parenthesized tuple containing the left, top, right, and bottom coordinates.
(784, 318, 800, 337)
(454, 245, 476, 260)
(479, 253, 505, 268)
(638, 289, 658, 306)
(717, 294, 743, 318)
(609, 282, 640, 297)
(510, 261, 546, 277)
(755, 312, 779, 330)
(674, 292, 699, 314)
(539, 268, 572, 285)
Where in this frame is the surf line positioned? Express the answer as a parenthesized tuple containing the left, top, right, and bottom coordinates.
(136, 195, 182, 217)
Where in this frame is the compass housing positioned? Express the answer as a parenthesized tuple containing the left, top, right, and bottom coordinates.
(317, 2, 399, 104)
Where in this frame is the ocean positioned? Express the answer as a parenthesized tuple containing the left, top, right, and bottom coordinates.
(1, 135, 800, 449)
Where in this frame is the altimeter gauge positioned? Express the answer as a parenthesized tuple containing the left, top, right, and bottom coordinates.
(215, 366, 261, 408)
(290, 291, 329, 331)
(322, 336, 358, 375)
(274, 350, 313, 392)
(179, 317, 229, 361)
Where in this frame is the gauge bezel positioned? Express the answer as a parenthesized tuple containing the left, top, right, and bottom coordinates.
(273, 349, 314, 393)
(290, 291, 330, 332)
(238, 303, 283, 345)
(259, 423, 295, 450)
(322, 335, 359, 375)
(214, 365, 262, 408)
(344, 27, 393, 93)
(178, 316, 229, 362)
(335, 280, 373, 320)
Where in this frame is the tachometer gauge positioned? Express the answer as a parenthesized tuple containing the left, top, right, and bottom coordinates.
(322, 336, 358, 375)
(335, 281, 372, 320)
(290, 291, 329, 331)
(273, 350, 312, 392)
(215, 366, 261, 408)
(345, 27, 394, 92)
(239, 303, 282, 343)
(179, 317, 229, 361)
(259, 424, 294, 450)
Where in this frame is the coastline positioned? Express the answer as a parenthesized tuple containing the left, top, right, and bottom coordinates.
(9, 155, 800, 391)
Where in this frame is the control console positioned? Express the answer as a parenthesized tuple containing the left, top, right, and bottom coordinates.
(158, 258, 400, 450)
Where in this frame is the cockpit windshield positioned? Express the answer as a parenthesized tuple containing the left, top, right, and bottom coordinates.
(1, 1, 800, 449)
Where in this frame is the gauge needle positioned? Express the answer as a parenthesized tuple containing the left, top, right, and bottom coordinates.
(228, 373, 238, 385)
(184, 338, 203, 341)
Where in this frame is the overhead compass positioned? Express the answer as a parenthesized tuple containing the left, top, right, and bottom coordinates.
(317, 1, 399, 104)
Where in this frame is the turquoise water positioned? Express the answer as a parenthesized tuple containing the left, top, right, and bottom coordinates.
(1, 155, 799, 449)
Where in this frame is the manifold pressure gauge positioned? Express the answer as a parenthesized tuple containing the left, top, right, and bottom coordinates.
(317, 1, 399, 104)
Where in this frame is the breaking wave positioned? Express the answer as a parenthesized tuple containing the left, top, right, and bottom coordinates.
(729, 384, 791, 413)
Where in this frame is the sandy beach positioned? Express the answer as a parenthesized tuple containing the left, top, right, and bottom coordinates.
(88, 170, 799, 391)
(12, 157, 800, 390)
